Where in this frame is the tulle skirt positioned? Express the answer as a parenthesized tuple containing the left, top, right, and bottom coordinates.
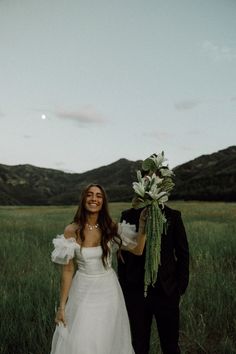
(50, 269, 134, 354)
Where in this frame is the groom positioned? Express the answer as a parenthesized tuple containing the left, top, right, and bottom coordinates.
(118, 164, 189, 354)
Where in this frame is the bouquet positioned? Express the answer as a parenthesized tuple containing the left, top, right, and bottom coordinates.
(132, 151, 175, 296)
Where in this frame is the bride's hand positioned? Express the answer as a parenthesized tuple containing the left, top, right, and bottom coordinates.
(139, 208, 148, 232)
(55, 308, 66, 327)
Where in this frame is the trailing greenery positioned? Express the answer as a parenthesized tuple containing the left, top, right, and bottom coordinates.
(144, 202, 165, 296)
(132, 151, 175, 296)
(0, 202, 236, 354)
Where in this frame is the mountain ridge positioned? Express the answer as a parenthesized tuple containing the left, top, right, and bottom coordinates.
(0, 146, 235, 205)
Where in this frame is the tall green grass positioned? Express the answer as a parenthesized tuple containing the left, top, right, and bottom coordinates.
(0, 202, 236, 354)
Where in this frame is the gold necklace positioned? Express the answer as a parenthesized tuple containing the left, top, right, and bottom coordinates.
(86, 223, 99, 231)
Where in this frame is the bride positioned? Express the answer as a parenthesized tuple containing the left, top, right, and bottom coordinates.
(50, 183, 146, 354)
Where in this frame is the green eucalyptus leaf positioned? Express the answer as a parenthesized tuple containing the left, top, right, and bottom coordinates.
(142, 158, 156, 172)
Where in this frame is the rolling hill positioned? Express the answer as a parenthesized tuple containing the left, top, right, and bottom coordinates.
(0, 146, 235, 205)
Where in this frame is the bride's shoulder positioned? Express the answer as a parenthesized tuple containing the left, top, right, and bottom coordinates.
(64, 223, 79, 239)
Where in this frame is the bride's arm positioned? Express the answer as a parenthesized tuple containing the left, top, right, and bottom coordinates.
(55, 225, 76, 326)
(55, 260, 75, 326)
(121, 209, 147, 256)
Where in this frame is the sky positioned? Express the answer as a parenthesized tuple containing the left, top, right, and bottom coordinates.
(0, 0, 235, 173)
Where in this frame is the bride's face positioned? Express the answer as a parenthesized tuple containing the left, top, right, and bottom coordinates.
(85, 186, 104, 214)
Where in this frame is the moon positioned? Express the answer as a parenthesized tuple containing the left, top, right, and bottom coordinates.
(41, 114, 47, 120)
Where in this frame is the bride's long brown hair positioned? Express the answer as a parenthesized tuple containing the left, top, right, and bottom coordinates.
(73, 184, 121, 266)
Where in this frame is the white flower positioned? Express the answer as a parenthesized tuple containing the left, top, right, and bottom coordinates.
(146, 188, 167, 201)
(132, 181, 146, 198)
(137, 170, 143, 183)
(158, 194, 169, 203)
(132, 151, 174, 207)
(159, 168, 174, 177)
(145, 173, 163, 187)
(149, 152, 166, 168)
(132, 171, 146, 197)
(151, 173, 163, 185)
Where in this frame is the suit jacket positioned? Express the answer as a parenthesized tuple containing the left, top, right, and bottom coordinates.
(118, 206, 189, 297)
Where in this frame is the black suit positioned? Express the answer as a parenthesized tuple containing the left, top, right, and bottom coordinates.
(118, 206, 189, 354)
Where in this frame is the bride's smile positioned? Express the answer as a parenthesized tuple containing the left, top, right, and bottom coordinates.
(85, 186, 103, 213)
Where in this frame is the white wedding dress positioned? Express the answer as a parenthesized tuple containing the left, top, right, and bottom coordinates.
(50, 222, 136, 354)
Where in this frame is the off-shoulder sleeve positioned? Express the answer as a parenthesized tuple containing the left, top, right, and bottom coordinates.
(51, 234, 77, 264)
(117, 221, 138, 249)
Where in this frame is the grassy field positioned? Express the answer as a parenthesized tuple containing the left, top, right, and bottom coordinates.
(0, 202, 236, 354)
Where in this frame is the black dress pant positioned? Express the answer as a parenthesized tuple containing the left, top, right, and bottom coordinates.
(123, 286, 181, 354)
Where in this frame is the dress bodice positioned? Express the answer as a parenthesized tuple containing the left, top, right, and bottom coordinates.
(74, 245, 112, 275)
(51, 222, 138, 274)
